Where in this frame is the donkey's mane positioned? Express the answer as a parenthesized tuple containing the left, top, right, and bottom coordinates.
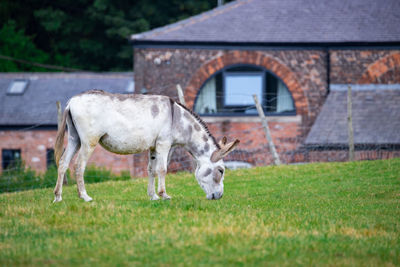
(175, 102, 220, 150)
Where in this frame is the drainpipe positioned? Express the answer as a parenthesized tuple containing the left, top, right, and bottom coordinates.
(218, 0, 224, 7)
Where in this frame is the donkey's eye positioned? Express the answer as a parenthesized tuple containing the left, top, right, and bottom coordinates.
(218, 168, 224, 175)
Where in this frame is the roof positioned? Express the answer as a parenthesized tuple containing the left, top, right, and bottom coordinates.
(0, 72, 133, 127)
(131, 0, 400, 44)
(305, 85, 400, 146)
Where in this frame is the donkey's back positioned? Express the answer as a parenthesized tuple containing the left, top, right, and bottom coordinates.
(68, 90, 174, 154)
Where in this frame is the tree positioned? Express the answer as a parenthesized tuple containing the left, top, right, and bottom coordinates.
(0, 20, 49, 72)
(0, 0, 232, 71)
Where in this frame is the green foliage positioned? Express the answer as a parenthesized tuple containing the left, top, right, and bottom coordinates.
(0, 0, 231, 71)
(83, 165, 131, 183)
(0, 159, 399, 266)
(0, 163, 130, 194)
(0, 159, 38, 193)
(0, 20, 49, 72)
(0, 20, 77, 72)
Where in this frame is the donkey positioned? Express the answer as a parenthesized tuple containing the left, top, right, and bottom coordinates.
(53, 90, 239, 202)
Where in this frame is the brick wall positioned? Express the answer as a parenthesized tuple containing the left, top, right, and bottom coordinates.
(206, 119, 301, 164)
(0, 130, 136, 175)
(330, 50, 400, 84)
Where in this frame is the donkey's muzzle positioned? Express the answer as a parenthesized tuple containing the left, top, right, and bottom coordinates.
(207, 191, 223, 200)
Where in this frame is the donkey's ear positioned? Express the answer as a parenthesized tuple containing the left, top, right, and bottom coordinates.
(220, 139, 240, 158)
(218, 136, 227, 147)
(211, 139, 240, 162)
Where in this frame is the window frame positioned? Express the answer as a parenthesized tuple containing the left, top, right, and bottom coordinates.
(222, 71, 265, 108)
(194, 64, 296, 117)
(2, 149, 21, 170)
(7, 79, 29, 95)
(46, 148, 55, 169)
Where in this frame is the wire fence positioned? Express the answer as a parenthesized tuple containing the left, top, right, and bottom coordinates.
(1, 85, 399, 194)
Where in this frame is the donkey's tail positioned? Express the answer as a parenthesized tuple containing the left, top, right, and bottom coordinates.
(54, 105, 70, 167)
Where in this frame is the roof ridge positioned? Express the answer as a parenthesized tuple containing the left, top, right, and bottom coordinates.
(131, 0, 252, 41)
(130, 0, 400, 44)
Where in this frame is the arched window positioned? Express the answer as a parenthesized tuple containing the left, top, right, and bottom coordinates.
(194, 65, 295, 115)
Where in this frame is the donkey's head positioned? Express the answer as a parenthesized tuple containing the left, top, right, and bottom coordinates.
(195, 137, 240, 200)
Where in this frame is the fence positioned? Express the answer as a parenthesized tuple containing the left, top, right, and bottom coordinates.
(1, 84, 399, 193)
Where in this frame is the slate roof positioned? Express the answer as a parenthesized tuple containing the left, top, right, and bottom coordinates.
(305, 86, 400, 146)
(0, 72, 133, 127)
(131, 0, 400, 44)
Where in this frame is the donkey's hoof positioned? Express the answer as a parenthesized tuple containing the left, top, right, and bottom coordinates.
(150, 194, 160, 201)
(80, 194, 93, 202)
(161, 193, 171, 200)
(53, 195, 62, 203)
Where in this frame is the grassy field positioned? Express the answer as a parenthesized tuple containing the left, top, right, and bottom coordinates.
(0, 159, 399, 266)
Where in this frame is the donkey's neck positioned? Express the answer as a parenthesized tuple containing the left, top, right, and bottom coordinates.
(172, 103, 219, 161)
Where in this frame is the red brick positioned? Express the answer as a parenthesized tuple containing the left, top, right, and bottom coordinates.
(0, 130, 138, 176)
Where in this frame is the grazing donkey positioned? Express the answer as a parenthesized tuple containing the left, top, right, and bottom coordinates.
(54, 90, 239, 202)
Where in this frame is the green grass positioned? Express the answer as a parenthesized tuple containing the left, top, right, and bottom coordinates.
(1, 159, 400, 266)
(0, 164, 131, 194)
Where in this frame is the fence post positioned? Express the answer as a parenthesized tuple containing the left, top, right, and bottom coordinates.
(56, 101, 62, 129)
(176, 84, 186, 105)
(167, 85, 184, 166)
(168, 84, 195, 171)
(56, 101, 68, 184)
(167, 84, 183, 166)
(347, 85, 355, 161)
(253, 94, 281, 165)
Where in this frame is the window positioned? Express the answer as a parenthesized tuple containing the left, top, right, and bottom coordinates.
(7, 80, 29, 95)
(46, 149, 55, 169)
(224, 73, 263, 106)
(194, 65, 295, 115)
(2, 149, 21, 170)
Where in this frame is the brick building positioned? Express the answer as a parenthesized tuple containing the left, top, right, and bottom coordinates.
(130, 0, 400, 168)
(0, 73, 136, 174)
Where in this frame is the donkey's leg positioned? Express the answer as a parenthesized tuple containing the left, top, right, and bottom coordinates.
(156, 142, 172, 200)
(53, 135, 80, 203)
(75, 143, 96, 202)
(147, 149, 160, 201)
